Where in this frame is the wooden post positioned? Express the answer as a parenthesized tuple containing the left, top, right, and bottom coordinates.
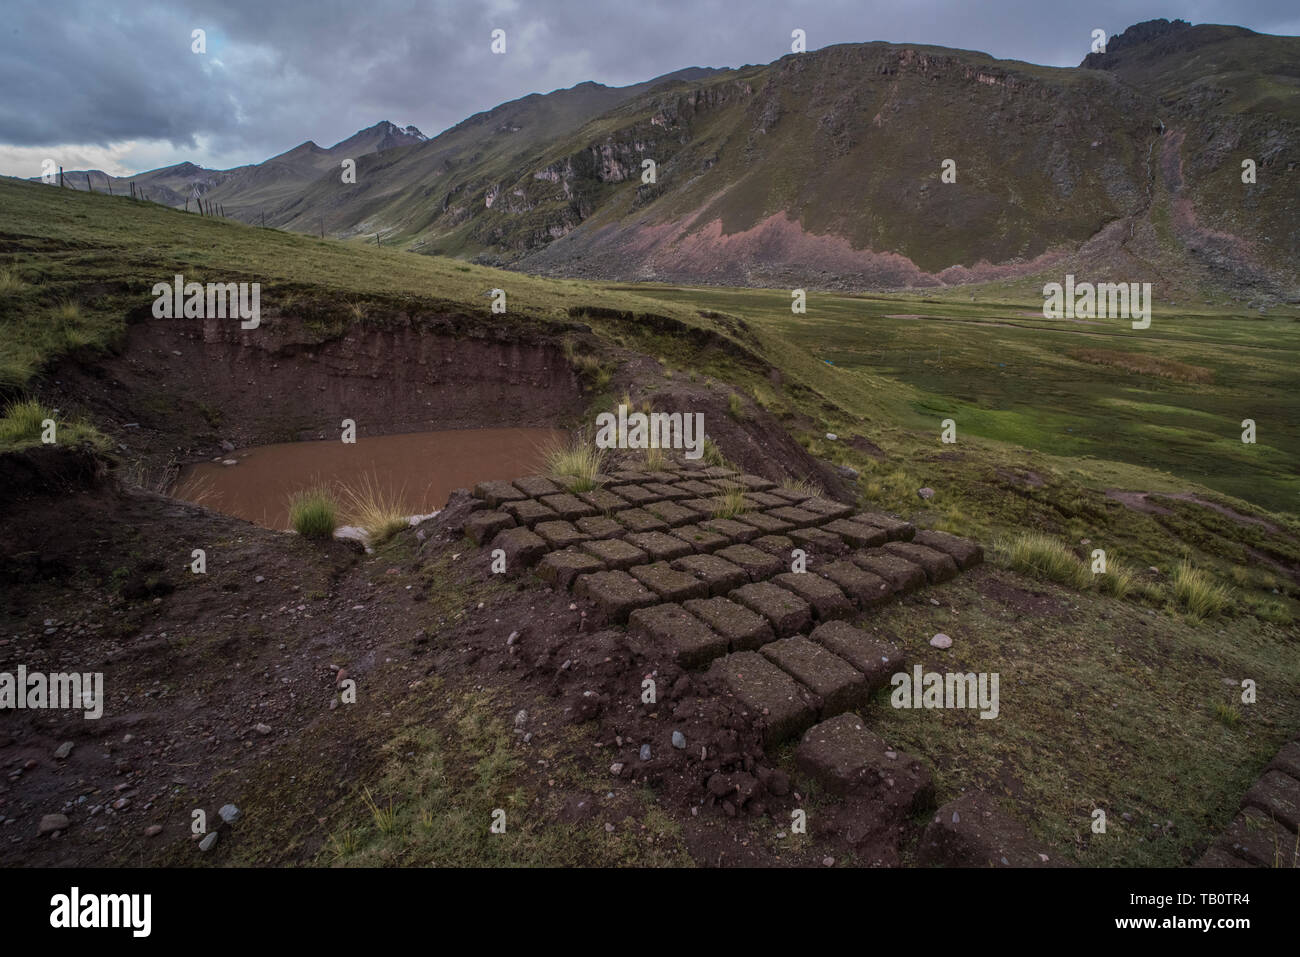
(375, 233, 380, 247)
(106, 179, 113, 196)
(86, 172, 93, 193)
(185, 197, 190, 212)
(59, 166, 64, 188)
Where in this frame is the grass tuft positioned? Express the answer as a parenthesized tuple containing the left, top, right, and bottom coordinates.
(998, 531, 1090, 589)
(339, 472, 410, 544)
(1172, 562, 1233, 619)
(711, 482, 749, 519)
(543, 435, 605, 492)
(288, 486, 339, 540)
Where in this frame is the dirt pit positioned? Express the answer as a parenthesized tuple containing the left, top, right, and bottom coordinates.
(173, 427, 565, 529)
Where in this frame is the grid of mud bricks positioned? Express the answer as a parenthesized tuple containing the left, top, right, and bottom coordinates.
(465, 463, 984, 770)
(1197, 735, 1300, 868)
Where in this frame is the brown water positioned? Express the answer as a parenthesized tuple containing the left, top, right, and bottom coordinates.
(173, 428, 564, 530)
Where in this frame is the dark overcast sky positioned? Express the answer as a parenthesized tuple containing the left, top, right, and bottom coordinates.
(1, 0, 1296, 177)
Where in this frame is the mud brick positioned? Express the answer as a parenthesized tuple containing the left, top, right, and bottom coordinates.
(672, 554, 750, 596)
(700, 517, 760, 544)
(810, 620, 900, 690)
(645, 471, 681, 484)
(574, 570, 658, 624)
(767, 486, 813, 503)
(715, 543, 783, 581)
(537, 548, 606, 590)
(683, 597, 774, 651)
(730, 581, 812, 637)
(797, 713, 931, 802)
(1215, 806, 1299, 867)
(581, 538, 649, 570)
(800, 497, 855, 521)
(674, 498, 718, 521)
(882, 542, 959, 583)
(502, 498, 559, 528)
(766, 506, 822, 528)
(576, 515, 624, 538)
(822, 518, 889, 548)
(745, 491, 787, 508)
(608, 470, 652, 485)
(628, 603, 727, 669)
(1194, 847, 1255, 868)
(489, 526, 548, 569)
(711, 651, 817, 744)
(589, 473, 617, 486)
(533, 520, 591, 550)
(613, 508, 669, 533)
(630, 562, 710, 603)
(673, 480, 718, 496)
(513, 475, 561, 497)
(643, 482, 691, 501)
(737, 512, 795, 535)
(699, 466, 738, 480)
(623, 531, 694, 562)
(773, 572, 854, 622)
(464, 510, 515, 546)
(577, 488, 630, 513)
(733, 473, 777, 491)
(614, 484, 663, 506)
(644, 500, 698, 527)
(912, 529, 984, 570)
(851, 548, 928, 593)
(539, 493, 598, 521)
(750, 534, 795, 558)
(670, 523, 730, 552)
(1268, 740, 1300, 780)
(853, 512, 915, 541)
(789, 526, 849, 556)
(916, 793, 1048, 868)
(819, 561, 893, 609)
(473, 480, 527, 508)
(761, 636, 867, 716)
(1243, 770, 1300, 832)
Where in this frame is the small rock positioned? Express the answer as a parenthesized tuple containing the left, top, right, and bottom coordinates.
(514, 710, 528, 729)
(218, 804, 241, 824)
(53, 741, 74, 760)
(254, 575, 265, 584)
(610, 763, 624, 776)
(254, 723, 272, 735)
(822, 856, 835, 867)
(825, 433, 838, 441)
(144, 824, 163, 837)
(671, 731, 686, 750)
(930, 633, 952, 649)
(917, 487, 935, 500)
(221, 459, 237, 467)
(639, 744, 651, 762)
(199, 832, 219, 852)
(38, 813, 69, 836)
(506, 631, 520, 646)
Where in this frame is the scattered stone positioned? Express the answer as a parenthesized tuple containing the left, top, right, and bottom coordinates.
(144, 824, 163, 837)
(254, 723, 272, 735)
(53, 741, 74, 760)
(38, 813, 69, 836)
(639, 744, 652, 761)
(199, 831, 219, 852)
(917, 487, 935, 500)
(672, 731, 686, 749)
(218, 804, 242, 824)
(610, 763, 624, 776)
(930, 633, 953, 649)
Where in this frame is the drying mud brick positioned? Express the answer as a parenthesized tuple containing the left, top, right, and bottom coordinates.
(733, 474, 777, 491)
(912, 529, 984, 570)
(513, 475, 561, 497)
(490, 526, 548, 569)
(608, 469, 652, 485)
(1243, 770, 1300, 832)
(767, 486, 812, 503)
(644, 471, 681, 484)
(882, 541, 959, 583)
(761, 636, 867, 715)
(628, 602, 728, 669)
(821, 518, 889, 548)
(630, 562, 710, 603)
(623, 530, 693, 562)
(464, 509, 516, 546)
(810, 621, 900, 690)
(644, 500, 698, 527)
(539, 493, 598, 521)
(574, 570, 658, 623)
(744, 491, 787, 508)
(1194, 847, 1256, 868)
(673, 480, 717, 496)
(715, 543, 783, 581)
(672, 554, 750, 596)
(533, 520, 590, 550)
(852, 512, 915, 541)
(851, 549, 928, 593)
(737, 512, 795, 535)
(917, 793, 1054, 868)
(580, 538, 649, 570)
(796, 713, 931, 807)
(800, 497, 855, 521)
(578, 488, 629, 513)
(749, 534, 795, 558)
(711, 651, 816, 744)
(1211, 806, 1300, 867)
(1268, 740, 1300, 780)
(767, 506, 822, 528)
(671, 524, 730, 552)
(699, 466, 738, 480)
(773, 572, 854, 622)
(818, 560, 893, 608)
(683, 597, 775, 652)
(730, 581, 812, 637)
(503, 498, 559, 527)
(678, 497, 721, 519)
(788, 526, 849, 555)
(616, 484, 663, 505)
(643, 482, 691, 501)
(613, 507, 670, 533)
(700, 518, 760, 544)
(537, 548, 606, 590)
(576, 515, 624, 538)
(473, 480, 527, 508)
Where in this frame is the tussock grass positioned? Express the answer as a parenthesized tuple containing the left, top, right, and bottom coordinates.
(643, 445, 667, 471)
(288, 486, 339, 540)
(1213, 701, 1242, 728)
(0, 266, 27, 295)
(997, 531, 1091, 589)
(1172, 562, 1233, 619)
(543, 435, 605, 492)
(1095, 561, 1135, 600)
(711, 482, 749, 519)
(727, 392, 746, 420)
(339, 472, 409, 543)
(780, 477, 823, 500)
(701, 437, 728, 468)
(0, 397, 107, 452)
(1070, 348, 1214, 384)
